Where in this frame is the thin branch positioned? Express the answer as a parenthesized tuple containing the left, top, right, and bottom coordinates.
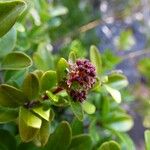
(122, 49, 150, 60)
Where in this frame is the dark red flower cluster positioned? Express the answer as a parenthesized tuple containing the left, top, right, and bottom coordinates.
(67, 59, 96, 102)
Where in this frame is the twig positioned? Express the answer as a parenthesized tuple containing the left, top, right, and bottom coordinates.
(122, 49, 150, 60)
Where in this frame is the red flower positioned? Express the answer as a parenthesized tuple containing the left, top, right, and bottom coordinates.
(67, 59, 96, 102)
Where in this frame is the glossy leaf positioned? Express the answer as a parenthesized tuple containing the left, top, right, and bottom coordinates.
(22, 73, 40, 100)
(19, 111, 39, 142)
(90, 45, 102, 75)
(70, 101, 84, 121)
(98, 141, 121, 150)
(32, 106, 50, 121)
(0, 106, 18, 123)
(0, 129, 17, 150)
(106, 115, 133, 132)
(41, 70, 57, 91)
(0, 0, 27, 37)
(69, 134, 92, 150)
(104, 85, 121, 103)
(45, 121, 72, 150)
(1, 52, 32, 70)
(36, 119, 50, 147)
(145, 130, 150, 150)
(107, 73, 128, 90)
(82, 101, 96, 114)
(20, 107, 42, 129)
(0, 28, 16, 58)
(57, 58, 69, 84)
(0, 84, 26, 107)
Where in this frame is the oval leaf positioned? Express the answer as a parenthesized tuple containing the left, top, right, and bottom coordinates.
(22, 73, 40, 100)
(90, 45, 102, 75)
(20, 107, 42, 129)
(98, 141, 121, 150)
(104, 85, 121, 103)
(70, 101, 84, 121)
(1, 52, 32, 70)
(82, 101, 96, 115)
(45, 121, 72, 150)
(0, 0, 27, 37)
(57, 58, 69, 84)
(69, 134, 92, 150)
(0, 106, 18, 123)
(41, 70, 57, 91)
(0, 84, 27, 107)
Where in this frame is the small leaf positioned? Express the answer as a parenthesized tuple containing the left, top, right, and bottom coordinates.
(41, 70, 57, 91)
(71, 118, 83, 136)
(0, 106, 18, 123)
(106, 115, 133, 132)
(90, 45, 102, 75)
(19, 110, 39, 142)
(57, 58, 69, 84)
(68, 51, 76, 63)
(0, 129, 17, 150)
(0, 84, 27, 107)
(107, 73, 128, 90)
(46, 91, 58, 102)
(32, 106, 50, 121)
(45, 121, 72, 150)
(33, 70, 44, 79)
(1, 52, 32, 70)
(104, 85, 121, 103)
(69, 134, 92, 150)
(98, 141, 121, 150)
(82, 101, 96, 114)
(0, 0, 27, 37)
(145, 130, 150, 150)
(22, 73, 40, 100)
(70, 101, 84, 121)
(36, 119, 50, 147)
(20, 107, 42, 129)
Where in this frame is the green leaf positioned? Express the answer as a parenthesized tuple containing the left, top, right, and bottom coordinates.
(104, 85, 121, 103)
(114, 132, 136, 150)
(0, 129, 17, 150)
(106, 115, 133, 132)
(0, 0, 27, 37)
(0, 84, 27, 107)
(1, 52, 32, 70)
(71, 118, 83, 136)
(107, 73, 128, 90)
(82, 101, 96, 114)
(33, 70, 44, 80)
(68, 51, 76, 63)
(45, 121, 72, 150)
(70, 101, 84, 121)
(98, 141, 121, 150)
(46, 91, 58, 102)
(20, 107, 42, 129)
(22, 73, 40, 100)
(41, 70, 57, 91)
(19, 109, 39, 142)
(0, 28, 16, 58)
(32, 106, 50, 121)
(69, 134, 92, 150)
(90, 45, 102, 75)
(101, 97, 110, 118)
(57, 58, 69, 84)
(36, 119, 50, 147)
(145, 130, 150, 150)
(0, 106, 18, 123)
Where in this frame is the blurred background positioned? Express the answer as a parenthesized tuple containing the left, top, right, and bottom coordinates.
(1, 0, 150, 149)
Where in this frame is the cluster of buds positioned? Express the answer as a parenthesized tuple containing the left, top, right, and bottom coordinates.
(66, 59, 96, 102)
